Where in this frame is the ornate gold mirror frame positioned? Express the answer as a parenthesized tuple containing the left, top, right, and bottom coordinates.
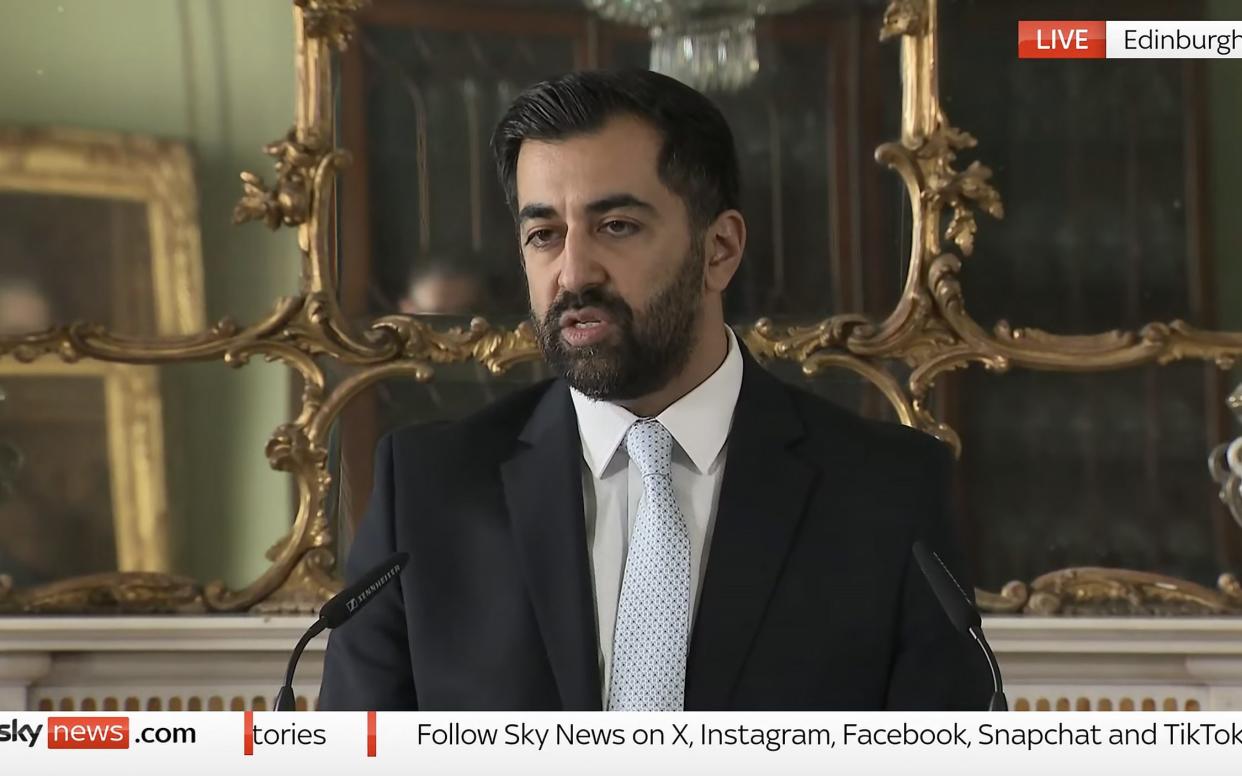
(3, 0, 1241, 614)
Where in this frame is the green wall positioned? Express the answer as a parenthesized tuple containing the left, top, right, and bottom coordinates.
(0, 0, 300, 588)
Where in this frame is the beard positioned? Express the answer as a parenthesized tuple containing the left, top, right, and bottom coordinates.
(531, 244, 704, 402)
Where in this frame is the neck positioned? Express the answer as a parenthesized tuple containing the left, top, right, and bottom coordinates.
(619, 319, 729, 418)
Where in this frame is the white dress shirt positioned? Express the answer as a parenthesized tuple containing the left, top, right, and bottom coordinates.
(569, 326, 744, 701)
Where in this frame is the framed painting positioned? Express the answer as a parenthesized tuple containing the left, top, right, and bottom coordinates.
(0, 361, 167, 586)
(0, 127, 205, 337)
(0, 127, 205, 588)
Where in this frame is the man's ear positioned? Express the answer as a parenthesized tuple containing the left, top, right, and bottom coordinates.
(703, 209, 745, 294)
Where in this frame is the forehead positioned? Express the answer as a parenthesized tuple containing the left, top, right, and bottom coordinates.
(514, 114, 670, 207)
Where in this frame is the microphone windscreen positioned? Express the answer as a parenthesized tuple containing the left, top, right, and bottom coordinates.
(912, 541, 981, 635)
(319, 551, 409, 629)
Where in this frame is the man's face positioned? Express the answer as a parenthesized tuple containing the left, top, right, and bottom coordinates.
(515, 114, 704, 401)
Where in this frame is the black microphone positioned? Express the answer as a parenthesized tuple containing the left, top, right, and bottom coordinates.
(273, 551, 409, 711)
(911, 541, 1007, 712)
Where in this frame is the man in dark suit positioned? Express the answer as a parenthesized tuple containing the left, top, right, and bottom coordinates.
(320, 70, 990, 711)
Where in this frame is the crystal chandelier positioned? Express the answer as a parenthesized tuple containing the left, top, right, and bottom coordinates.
(584, 1, 814, 92)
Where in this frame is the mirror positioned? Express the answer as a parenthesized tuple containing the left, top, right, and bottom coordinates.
(0, 0, 301, 605)
(937, 0, 1242, 592)
(0, 359, 293, 595)
(955, 364, 1235, 592)
(326, 0, 915, 566)
(0, 0, 301, 333)
(942, 0, 1240, 335)
(334, 0, 906, 325)
(7, 0, 1237, 615)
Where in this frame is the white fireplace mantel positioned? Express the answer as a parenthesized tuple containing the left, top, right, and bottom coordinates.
(3, 615, 1242, 711)
(0, 615, 326, 711)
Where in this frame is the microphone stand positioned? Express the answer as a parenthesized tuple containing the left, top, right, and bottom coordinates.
(272, 551, 408, 710)
(913, 541, 1007, 712)
(274, 619, 326, 711)
(970, 625, 1007, 712)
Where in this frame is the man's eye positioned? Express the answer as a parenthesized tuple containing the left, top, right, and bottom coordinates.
(601, 220, 638, 236)
(525, 228, 556, 247)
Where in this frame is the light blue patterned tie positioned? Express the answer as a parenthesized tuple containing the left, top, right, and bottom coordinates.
(607, 419, 691, 711)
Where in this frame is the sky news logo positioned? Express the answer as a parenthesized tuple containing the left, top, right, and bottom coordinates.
(1019, 20, 1242, 59)
(1, 717, 195, 749)
(47, 716, 129, 749)
(0, 719, 42, 748)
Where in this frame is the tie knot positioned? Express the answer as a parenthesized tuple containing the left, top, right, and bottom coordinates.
(624, 419, 674, 478)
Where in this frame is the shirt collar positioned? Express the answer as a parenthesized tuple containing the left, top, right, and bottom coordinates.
(570, 326, 743, 477)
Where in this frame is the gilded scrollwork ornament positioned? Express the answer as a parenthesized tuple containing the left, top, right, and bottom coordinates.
(293, 0, 370, 50)
(917, 122, 1005, 257)
(880, 0, 928, 41)
(367, 316, 541, 374)
(0, 572, 206, 615)
(233, 128, 343, 230)
(1019, 569, 1242, 617)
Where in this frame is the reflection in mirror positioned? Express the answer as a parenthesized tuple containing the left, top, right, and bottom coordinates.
(0, 1, 301, 600)
(337, 0, 904, 324)
(0, 362, 165, 586)
(942, 0, 1242, 335)
(0, 360, 294, 594)
(0, 0, 300, 331)
(957, 364, 1236, 592)
(0, 129, 202, 339)
(938, 0, 1242, 589)
(161, 362, 296, 591)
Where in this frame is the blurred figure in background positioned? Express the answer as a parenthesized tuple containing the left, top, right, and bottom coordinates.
(396, 258, 489, 316)
(0, 276, 52, 335)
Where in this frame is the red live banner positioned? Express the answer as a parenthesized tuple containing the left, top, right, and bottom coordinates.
(1018, 21, 1106, 58)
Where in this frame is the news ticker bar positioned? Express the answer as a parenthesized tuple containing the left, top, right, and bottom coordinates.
(4, 712, 1242, 774)
(1019, 21, 1242, 58)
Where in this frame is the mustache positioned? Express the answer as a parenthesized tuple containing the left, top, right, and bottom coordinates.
(544, 287, 634, 327)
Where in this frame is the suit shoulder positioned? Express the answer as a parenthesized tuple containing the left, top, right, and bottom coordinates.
(383, 377, 558, 455)
(781, 380, 951, 469)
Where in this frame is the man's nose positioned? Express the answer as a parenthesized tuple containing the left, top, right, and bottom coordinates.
(558, 228, 607, 294)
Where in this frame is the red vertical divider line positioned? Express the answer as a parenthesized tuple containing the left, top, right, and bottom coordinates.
(244, 710, 254, 756)
(367, 711, 377, 757)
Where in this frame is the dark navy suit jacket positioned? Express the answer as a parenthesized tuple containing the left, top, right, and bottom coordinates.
(319, 345, 990, 710)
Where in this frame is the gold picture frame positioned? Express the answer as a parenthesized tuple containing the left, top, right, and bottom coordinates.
(0, 127, 205, 612)
(0, 360, 168, 578)
(0, 126, 206, 337)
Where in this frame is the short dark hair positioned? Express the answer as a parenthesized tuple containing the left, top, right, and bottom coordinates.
(490, 69, 740, 232)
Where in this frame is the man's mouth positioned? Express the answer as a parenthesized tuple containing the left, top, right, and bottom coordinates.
(559, 307, 612, 327)
(558, 307, 616, 346)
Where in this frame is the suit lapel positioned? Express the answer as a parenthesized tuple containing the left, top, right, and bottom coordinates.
(501, 382, 602, 710)
(685, 348, 818, 709)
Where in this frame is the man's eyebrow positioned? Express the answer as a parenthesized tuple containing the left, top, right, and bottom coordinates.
(517, 194, 655, 223)
(517, 203, 557, 223)
(586, 193, 656, 215)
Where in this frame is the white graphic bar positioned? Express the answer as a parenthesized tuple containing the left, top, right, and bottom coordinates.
(5, 712, 1242, 774)
(1107, 20, 1242, 58)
